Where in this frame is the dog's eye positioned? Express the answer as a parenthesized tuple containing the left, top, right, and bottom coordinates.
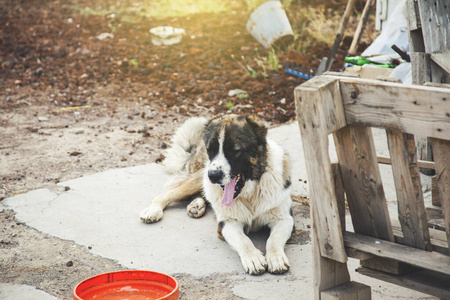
(207, 142, 219, 157)
(207, 146, 217, 155)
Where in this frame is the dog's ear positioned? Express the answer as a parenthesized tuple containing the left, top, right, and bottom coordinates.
(246, 116, 267, 141)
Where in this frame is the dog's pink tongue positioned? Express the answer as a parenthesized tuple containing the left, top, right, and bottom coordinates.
(221, 176, 237, 207)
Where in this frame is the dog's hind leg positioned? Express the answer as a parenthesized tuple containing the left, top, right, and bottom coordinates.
(140, 170, 204, 223)
(265, 216, 294, 274)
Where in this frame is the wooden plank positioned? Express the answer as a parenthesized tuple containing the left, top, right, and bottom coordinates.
(324, 71, 359, 78)
(429, 59, 450, 85)
(417, 0, 450, 54)
(424, 82, 450, 88)
(312, 216, 351, 300)
(297, 76, 347, 135)
(337, 77, 450, 139)
(375, 76, 401, 83)
(295, 76, 347, 262)
(406, 0, 426, 55)
(431, 51, 450, 74)
(430, 138, 450, 253)
(406, 0, 425, 53)
(386, 130, 432, 251)
(321, 281, 371, 300)
(376, 155, 435, 170)
(392, 219, 449, 255)
(345, 248, 374, 261)
(334, 126, 394, 242)
(358, 267, 450, 299)
(344, 231, 450, 275)
(406, 0, 421, 31)
(360, 257, 417, 275)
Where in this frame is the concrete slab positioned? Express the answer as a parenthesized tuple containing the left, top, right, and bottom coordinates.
(0, 283, 57, 300)
(2, 123, 436, 299)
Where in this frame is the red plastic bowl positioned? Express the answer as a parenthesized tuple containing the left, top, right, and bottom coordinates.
(73, 270, 179, 300)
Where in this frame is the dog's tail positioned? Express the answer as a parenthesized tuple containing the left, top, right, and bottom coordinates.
(163, 117, 208, 175)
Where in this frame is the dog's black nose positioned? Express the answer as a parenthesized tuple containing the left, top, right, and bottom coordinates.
(208, 170, 224, 184)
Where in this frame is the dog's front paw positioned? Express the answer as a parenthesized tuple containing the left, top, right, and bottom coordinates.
(241, 250, 267, 275)
(140, 206, 163, 223)
(187, 197, 206, 218)
(266, 251, 290, 274)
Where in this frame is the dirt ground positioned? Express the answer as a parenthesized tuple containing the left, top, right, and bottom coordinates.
(0, 0, 372, 298)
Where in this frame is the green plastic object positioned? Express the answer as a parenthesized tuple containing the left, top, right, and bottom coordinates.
(345, 56, 394, 68)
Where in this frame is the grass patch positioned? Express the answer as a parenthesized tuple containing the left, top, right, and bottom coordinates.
(288, 4, 377, 54)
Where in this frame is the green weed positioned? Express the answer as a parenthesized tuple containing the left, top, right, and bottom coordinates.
(268, 48, 280, 71)
(130, 59, 139, 67)
(237, 92, 249, 100)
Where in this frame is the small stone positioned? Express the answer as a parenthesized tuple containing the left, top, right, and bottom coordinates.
(97, 33, 114, 40)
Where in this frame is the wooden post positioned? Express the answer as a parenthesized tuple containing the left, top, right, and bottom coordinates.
(312, 214, 351, 300)
(295, 76, 348, 263)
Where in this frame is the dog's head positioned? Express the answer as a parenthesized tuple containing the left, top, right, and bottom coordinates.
(203, 115, 268, 205)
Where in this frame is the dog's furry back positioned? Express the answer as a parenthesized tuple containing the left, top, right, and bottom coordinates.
(163, 117, 208, 175)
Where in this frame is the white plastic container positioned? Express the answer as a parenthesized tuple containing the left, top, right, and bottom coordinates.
(149, 26, 185, 46)
(246, 1, 294, 49)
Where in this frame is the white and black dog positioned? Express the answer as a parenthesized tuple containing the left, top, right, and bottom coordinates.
(140, 114, 294, 275)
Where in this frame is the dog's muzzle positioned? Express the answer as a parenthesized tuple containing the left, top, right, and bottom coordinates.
(208, 170, 224, 184)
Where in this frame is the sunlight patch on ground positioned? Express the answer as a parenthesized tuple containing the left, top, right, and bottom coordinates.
(76, 0, 243, 19)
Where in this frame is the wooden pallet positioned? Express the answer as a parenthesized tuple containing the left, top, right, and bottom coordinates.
(294, 75, 450, 299)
